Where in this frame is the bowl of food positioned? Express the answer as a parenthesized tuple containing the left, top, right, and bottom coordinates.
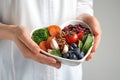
(31, 20, 94, 66)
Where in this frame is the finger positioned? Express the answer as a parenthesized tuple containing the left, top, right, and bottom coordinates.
(15, 38, 35, 59)
(93, 35, 101, 52)
(18, 31, 40, 55)
(77, 14, 102, 52)
(86, 52, 94, 61)
(86, 35, 100, 61)
(16, 38, 57, 64)
(47, 61, 61, 69)
(36, 53, 57, 64)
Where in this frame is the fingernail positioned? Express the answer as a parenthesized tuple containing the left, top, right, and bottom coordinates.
(56, 62, 61, 69)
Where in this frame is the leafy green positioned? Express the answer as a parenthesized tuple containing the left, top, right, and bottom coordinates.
(51, 49, 62, 57)
(82, 34, 88, 44)
(82, 34, 93, 53)
(32, 28, 50, 44)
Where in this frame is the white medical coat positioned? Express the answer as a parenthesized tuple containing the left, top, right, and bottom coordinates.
(0, 0, 93, 80)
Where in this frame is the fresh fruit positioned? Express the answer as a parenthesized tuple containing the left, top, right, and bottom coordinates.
(48, 25, 61, 37)
(63, 47, 81, 60)
(78, 31, 84, 40)
(46, 36, 53, 49)
(69, 45, 74, 50)
(65, 32, 78, 44)
(39, 41, 47, 51)
(72, 54, 78, 60)
(77, 51, 85, 59)
(62, 53, 70, 58)
(70, 43, 77, 48)
(73, 48, 81, 55)
(82, 34, 93, 53)
(69, 52, 78, 60)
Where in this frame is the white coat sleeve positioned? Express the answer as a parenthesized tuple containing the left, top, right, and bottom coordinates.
(76, 0, 94, 16)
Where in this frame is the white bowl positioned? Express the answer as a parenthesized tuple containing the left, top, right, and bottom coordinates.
(31, 20, 94, 66)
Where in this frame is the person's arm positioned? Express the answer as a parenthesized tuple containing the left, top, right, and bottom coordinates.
(77, 13, 102, 61)
(0, 23, 61, 68)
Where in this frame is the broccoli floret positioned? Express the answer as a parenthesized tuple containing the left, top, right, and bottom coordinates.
(32, 28, 50, 44)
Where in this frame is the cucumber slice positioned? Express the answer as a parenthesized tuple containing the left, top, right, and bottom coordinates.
(82, 34, 93, 53)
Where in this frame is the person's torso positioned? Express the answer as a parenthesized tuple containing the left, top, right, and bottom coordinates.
(1, 0, 78, 29)
(0, 0, 93, 80)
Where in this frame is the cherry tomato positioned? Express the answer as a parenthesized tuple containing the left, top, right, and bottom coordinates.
(78, 31, 84, 40)
(66, 32, 78, 44)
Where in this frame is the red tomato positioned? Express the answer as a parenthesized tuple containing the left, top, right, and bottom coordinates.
(78, 31, 84, 40)
(66, 32, 78, 44)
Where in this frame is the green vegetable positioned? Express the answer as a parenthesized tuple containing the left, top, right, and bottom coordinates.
(78, 40, 83, 49)
(51, 49, 62, 57)
(82, 34, 88, 44)
(82, 34, 93, 53)
(32, 28, 50, 44)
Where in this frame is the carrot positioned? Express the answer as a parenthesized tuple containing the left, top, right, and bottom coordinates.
(39, 41, 47, 51)
(46, 36, 53, 49)
(48, 25, 61, 36)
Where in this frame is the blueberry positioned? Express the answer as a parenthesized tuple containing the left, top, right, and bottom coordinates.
(77, 51, 85, 59)
(62, 53, 69, 58)
(69, 46, 74, 50)
(72, 54, 78, 60)
(68, 52, 73, 59)
(68, 52, 78, 60)
(73, 48, 81, 55)
(70, 43, 77, 48)
(80, 51, 85, 57)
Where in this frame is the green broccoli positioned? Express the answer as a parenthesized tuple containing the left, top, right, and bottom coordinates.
(32, 28, 50, 44)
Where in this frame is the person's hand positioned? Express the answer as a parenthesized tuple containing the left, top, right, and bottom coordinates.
(12, 26, 61, 68)
(77, 14, 102, 61)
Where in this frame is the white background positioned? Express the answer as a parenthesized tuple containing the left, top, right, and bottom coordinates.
(83, 0, 120, 80)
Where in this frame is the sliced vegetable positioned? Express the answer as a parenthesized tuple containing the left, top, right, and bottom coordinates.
(39, 41, 47, 51)
(48, 25, 61, 36)
(46, 36, 53, 49)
